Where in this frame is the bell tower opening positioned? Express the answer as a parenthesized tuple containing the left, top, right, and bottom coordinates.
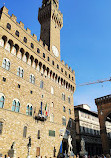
(38, 0, 63, 60)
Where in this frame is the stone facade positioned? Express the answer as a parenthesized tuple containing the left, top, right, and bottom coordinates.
(0, 1, 76, 157)
(74, 104, 111, 156)
(95, 95, 111, 155)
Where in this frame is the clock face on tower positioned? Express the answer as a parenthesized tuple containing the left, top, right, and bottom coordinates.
(52, 45, 59, 57)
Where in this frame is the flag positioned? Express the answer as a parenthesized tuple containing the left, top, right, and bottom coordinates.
(45, 103, 47, 116)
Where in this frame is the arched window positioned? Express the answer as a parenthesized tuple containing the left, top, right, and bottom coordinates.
(30, 74, 35, 84)
(40, 81, 44, 89)
(12, 99, 20, 113)
(47, 57, 50, 61)
(0, 96, 5, 108)
(57, 64, 59, 69)
(23, 126, 27, 138)
(15, 101, 20, 112)
(2, 58, 10, 70)
(26, 105, 29, 115)
(0, 122, 3, 134)
(12, 100, 16, 111)
(63, 106, 66, 112)
(17, 67, 24, 78)
(61, 68, 63, 72)
(37, 48, 40, 53)
(52, 61, 54, 65)
(31, 43, 34, 49)
(62, 93, 65, 101)
(7, 23, 11, 30)
(69, 109, 71, 115)
(69, 118, 72, 128)
(62, 116, 66, 126)
(26, 104, 33, 116)
(68, 96, 71, 104)
(43, 53, 45, 58)
(30, 106, 33, 116)
(15, 30, 19, 37)
(23, 37, 27, 43)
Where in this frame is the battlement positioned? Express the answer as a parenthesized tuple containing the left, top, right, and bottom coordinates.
(95, 95, 111, 106)
(0, 6, 75, 80)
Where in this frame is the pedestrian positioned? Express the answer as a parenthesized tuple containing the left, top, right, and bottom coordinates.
(7, 155, 10, 158)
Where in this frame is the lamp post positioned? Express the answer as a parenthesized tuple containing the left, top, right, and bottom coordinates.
(27, 136, 31, 158)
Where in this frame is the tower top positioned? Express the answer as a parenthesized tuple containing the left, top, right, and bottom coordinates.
(42, 0, 59, 9)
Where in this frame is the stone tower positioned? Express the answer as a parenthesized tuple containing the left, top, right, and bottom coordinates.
(38, 0, 63, 60)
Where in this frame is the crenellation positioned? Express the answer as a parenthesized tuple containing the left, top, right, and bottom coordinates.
(1, 6, 8, 14)
(65, 64, 68, 68)
(19, 21, 24, 28)
(33, 34, 37, 40)
(11, 14, 17, 22)
(26, 28, 31, 35)
(69, 66, 72, 71)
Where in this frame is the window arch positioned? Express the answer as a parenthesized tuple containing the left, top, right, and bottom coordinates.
(2, 58, 10, 70)
(30, 74, 35, 84)
(26, 104, 33, 116)
(15, 30, 19, 37)
(0, 94, 5, 108)
(37, 48, 40, 53)
(47, 57, 50, 61)
(23, 37, 27, 43)
(12, 99, 20, 112)
(57, 64, 59, 69)
(7, 23, 11, 30)
(17, 67, 24, 78)
(62, 116, 66, 126)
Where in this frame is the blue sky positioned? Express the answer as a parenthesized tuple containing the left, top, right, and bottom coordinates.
(0, 0, 111, 111)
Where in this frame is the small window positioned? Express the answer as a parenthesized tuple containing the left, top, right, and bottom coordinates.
(0, 122, 3, 134)
(40, 81, 44, 89)
(12, 99, 20, 113)
(24, 37, 27, 43)
(47, 57, 50, 61)
(23, 126, 27, 138)
(65, 71, 67, 76)
(52, 61, 54, 65)
(30, 74, 35, 84)
(43, 53, 45, 58)
(62, 93, 65, 101)
(26, 105, 33, 116)
(61, 68, 63, 72)
(72, 77, 74, 81)
(69, 118, 72, 128)
(7, 23, 11, 30)
(15, 30, 19, 37)
(38, 130, 40, 139)
(37, 48, 40, 53)
(0, 96, 5, 108)
(43, 40, 45, 46)
(62, 116, 66, 126)
(57, 64, 59, 69)
(17, 67, 24, 78)
(69, 109, 71, 115)
(63, 106, 66, 112)
(31, 43, 34, 49)
(69, 74, 71, 78)
(68, 97, 71, 104)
